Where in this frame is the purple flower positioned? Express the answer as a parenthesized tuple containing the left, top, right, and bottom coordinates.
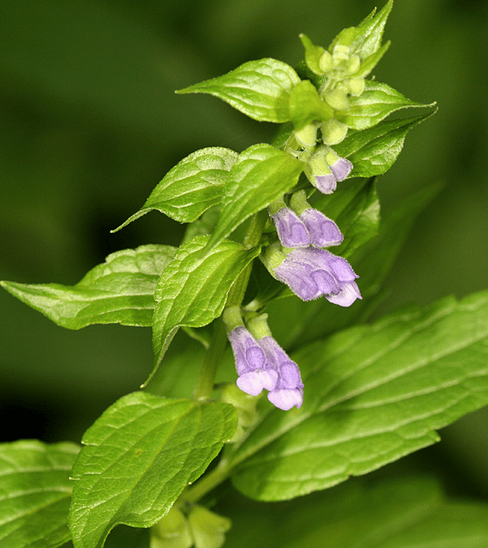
(329, 157, 353, 181)
(315, 172, 337, 194)
(257, 337, 304, 410)
(308, 149, 353, 194)
(271, 207, 311, 248)
(274, 247, 361, 306)
(299, 209, 343, 247)
(227, 326, 278, 396)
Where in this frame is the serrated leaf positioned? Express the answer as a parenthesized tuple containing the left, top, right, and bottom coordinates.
(177, 58, 301, 123)
(151, 236, 260, 381)
(0, 440, 80, 548)
(350, 0, 393, 60)
(288, 80, 334, 130)
(335, 110, 436, 178)
(352, 41, 390, 79)
(205, 144, 303, 253)
(114, 148, 238, 230)
(1, 245, 176, 329)
(229, 290, 488, 501)
(336, 81, 431, 131)
(69, 392, 237, 548)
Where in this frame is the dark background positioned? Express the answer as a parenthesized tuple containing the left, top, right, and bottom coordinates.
(1, 0, 487, 540)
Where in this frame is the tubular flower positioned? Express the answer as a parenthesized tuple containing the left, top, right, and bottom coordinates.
(258, 336, 304, 411)
(273, 247, 362, 306)
(329, 156, 353, 182)
(227, 326, 278, 396)
(306, 145, 353, 194)
(270, 207, 311, 248)
(299, 208, 343, 248)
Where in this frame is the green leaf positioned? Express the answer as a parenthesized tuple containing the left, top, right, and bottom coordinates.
(288, 80, 334, 130)
(69, 392, 237, 548)
(299, 33, 327, 76)
(1, 245, 176, 329)
(227, 476, 488, 548)
(205, 143, 303, 253)
(113, 148, 238, 230)
(350, 0, 393, 60)
(229, 290, 488, 501)
(335, 110, 436, 178)
(336, 81, 431, 131)
(176, 58, 301, 123)
(151, 236, 260, 381)
(0, 440, 80, 548)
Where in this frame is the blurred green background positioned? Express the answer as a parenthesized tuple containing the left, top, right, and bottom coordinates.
(1, 0, 487, 542)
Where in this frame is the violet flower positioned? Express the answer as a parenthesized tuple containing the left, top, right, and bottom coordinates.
(306, 146, 353, 194)
(273, 247, 361, 306)
(258, 336, 304, 411)
(227, 326, 278, 396)
(315, 171, 338, 194)
(329, 156, 353, 182)
(271, 207, 311, 248)
(299, 208, 343, 248)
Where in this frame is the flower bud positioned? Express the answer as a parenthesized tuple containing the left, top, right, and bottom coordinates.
(188, 506, 231, 548)
(332, 44, 350, 65)
(294, 122, 318, 151)
(151, 507, 193, 548)
(347, 77, 365, 97)
(321, 118, 348, 145)
(324, 88, 350, 111)
(319, 50, 333, 73)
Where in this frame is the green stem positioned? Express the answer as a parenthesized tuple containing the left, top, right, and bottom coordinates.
(193, 318, 227, 401)
(184, 459, 231, 504)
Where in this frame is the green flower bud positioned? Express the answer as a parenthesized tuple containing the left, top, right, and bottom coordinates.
(321, 118, 348, 145)
(294, 122, 317, 151)
(318, 50, 333, 73)
(347, 77, 365, 97)
(347, 55, 361, 74)
(151, 508, 193, 548)
(324, 88, 349, 111)
(332, 44, 350, 66)
(188, 506, 232, 548)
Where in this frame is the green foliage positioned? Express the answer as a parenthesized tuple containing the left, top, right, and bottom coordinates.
(4, 2, 484, 548)
(176, 58, 301, 123)
(151, 236, 260, 378)
(335, 110, 437, 178)
(226, 477, 488, 548)
(0, 245, 176, 329)
(205, 143, 303, 253)
(336, 81, 431, 131)
(69, 392, 237, 548)
(229, 290, 488, 500)
(114, 148, 239, 229)
(0, 440, 79, 548)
